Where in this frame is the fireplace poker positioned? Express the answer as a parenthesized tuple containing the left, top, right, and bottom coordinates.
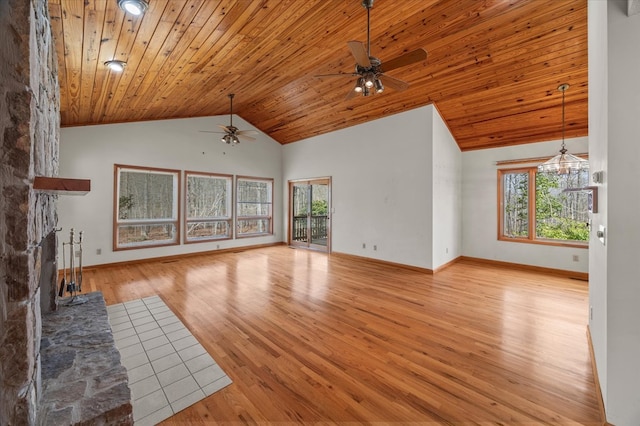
(58, 237, 66, 297)
(77, 231, 83, 292)
(68, 228, 75, 294)
(62, 228, 87, 305)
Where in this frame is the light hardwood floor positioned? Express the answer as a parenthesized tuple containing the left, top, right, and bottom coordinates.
(84, 246, 602, 425)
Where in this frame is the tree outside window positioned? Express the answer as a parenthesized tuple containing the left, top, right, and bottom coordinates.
(114, 165, 180, 250)
(185, 172, 232, 243)
(236, 176, 273, 237)
(499, 167, 589, 246)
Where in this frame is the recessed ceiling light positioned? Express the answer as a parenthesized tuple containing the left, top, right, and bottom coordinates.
(117, 0, 149, 16)
(104, 60, 126, 72)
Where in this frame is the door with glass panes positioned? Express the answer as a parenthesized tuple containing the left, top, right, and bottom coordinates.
(289, 178, 331, 252)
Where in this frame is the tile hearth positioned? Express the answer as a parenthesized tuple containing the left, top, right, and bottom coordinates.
(107, 296, 232, 425)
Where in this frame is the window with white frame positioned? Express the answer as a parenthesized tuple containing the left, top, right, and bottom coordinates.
(114, 164, 180, 250)
(236, 176, 273, 237)
(185, 171, 233, 243)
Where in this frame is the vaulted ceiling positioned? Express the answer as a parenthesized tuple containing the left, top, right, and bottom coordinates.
(48, 0, 588, 150)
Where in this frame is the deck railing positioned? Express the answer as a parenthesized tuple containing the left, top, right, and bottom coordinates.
(292, 215, 327, 242)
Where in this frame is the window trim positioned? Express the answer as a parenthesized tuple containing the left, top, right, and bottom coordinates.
(113, 164, 181, 251)
(497, 167, 589, 249)
(184, 171, 233, 244)
(235, 175, 274, 238)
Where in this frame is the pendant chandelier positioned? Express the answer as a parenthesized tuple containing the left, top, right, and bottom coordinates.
(538, 83, 589, 174)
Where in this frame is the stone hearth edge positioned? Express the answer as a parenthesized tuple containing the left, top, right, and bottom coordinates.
(39, 292, 133, 425)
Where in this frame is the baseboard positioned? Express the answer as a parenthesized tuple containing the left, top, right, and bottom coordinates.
(433, 256, 462, 273)
(587, 326, 611, 426)
(77, 242, 286, 272)
(458, 256, 589, 281)
(330, 251, 434, 274)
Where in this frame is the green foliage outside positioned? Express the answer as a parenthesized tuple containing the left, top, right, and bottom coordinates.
(311, 199, 328, 216)
(537, 221, 589, 241)
(535, 172, 589, 242)
(503, 170, 589, 242)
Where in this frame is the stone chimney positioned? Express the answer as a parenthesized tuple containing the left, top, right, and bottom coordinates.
(0, 0, 60, 423)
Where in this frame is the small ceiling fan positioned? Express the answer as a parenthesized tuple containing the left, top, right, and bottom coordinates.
(315, 0, 427, 98)
(200, 93, 257, 144)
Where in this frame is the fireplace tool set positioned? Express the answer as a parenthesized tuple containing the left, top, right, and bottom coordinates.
(58, 228, 86, 305)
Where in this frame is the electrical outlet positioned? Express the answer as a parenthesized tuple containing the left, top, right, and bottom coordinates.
(96, 248, 102, 255)
(373, 245, 377, 251)
(590, 306, 593, 321)
(446, 247, 449, 254)
(572, 255, 579, 262)
(216, 244, 220, 249)
(362, 243, 366, 249)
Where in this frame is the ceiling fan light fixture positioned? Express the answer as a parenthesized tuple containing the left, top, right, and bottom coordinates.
(104, 60, 126, 72)
(364, 74, 375, 88)
(374, 78, 384, 93)
(222, 134, 239, 145)
(538, 83, 588, 175)
(118, 0, 149, 15)
(362, 86, 371, 97)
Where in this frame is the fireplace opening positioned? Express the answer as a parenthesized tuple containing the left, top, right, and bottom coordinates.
(39, 230, 58, 314)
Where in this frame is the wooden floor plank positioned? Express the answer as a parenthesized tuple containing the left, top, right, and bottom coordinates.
(82, 246, 601, 425)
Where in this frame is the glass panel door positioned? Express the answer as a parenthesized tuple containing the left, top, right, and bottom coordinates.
(289, 178, 331, 252)
(292, 182, 309, 244)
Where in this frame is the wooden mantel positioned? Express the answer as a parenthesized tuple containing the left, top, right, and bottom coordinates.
(33, 176, 91, 195)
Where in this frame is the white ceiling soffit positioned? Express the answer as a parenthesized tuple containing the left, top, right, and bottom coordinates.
(629, 0, 640, 16)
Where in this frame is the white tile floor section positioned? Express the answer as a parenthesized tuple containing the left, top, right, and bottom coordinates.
(107, 295, 232, 425)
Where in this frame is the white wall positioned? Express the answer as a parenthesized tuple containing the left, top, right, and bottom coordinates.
(58, 105, 583, 276)
(604, 1, 640, 423)
(282, 105, 437, 269)
(462, 137, 589, 273)
(432, 108, 462, 269)
(58, 115, 283, 267)
(587, 0, 608, 410)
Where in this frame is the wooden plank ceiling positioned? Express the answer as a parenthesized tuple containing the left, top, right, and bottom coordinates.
(48, 0, 588, 150)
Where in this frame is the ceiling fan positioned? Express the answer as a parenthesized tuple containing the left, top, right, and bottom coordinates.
(315, 0, 427, 98)
(200, 93, 257, 144)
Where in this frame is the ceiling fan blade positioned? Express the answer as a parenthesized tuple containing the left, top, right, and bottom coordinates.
(345, 87, 360, 100)
(314, 72, 359, 79)
(347, 41, 371, 68)
(379, 48, 427, 73)
(199, 130, 225, 134)
(236, 129, 258, 136)
(379, 74, 409, 92)
(237, 134, 256, 141)
(218, 124, 231, 132)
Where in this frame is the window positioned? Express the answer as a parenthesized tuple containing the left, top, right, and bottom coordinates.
(498, 167, 590, 246)
(185, 172, 232, 243)
(114, 165, 180, 250)
(236, 176, 273, 237)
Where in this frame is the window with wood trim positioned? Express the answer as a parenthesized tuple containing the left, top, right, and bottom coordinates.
(236, 176, 273, 237)
(498, 167, 590, 246)
(114, 165, 180, 250)
(185, 171, 233, 243)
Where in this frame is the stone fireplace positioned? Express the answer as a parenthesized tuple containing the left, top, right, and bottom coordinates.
(0, 1, 131, 424)
(1, 0, 60, 421)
